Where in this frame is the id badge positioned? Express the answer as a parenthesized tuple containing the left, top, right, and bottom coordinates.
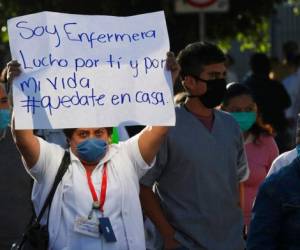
(74, 216, 100, 238)
(99, 217, 117, 242)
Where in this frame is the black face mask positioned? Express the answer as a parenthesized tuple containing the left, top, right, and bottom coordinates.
(189, 78, 227, 108)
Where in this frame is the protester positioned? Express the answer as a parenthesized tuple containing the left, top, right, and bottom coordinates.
(140, 41, 249, 250)
(0, 83, 32, 249)
(242, 52, 291, 152)
(221, 83, 279, 232)
(246, 156, 300, 249)
(7, 52, 179, 250)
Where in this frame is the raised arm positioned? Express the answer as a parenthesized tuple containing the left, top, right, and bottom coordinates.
(7, 60, 40, 168)
(12, 119, 40, 168)
(138, 52, 180, 165)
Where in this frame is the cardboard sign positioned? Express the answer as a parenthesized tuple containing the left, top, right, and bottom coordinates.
(8, 11, 175, 129)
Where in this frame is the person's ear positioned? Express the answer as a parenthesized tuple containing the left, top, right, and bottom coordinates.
(182, 75, 207, 95)
(182, 75, 196, 93)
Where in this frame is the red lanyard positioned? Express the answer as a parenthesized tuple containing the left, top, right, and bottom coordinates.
(86, 162, 107, 213)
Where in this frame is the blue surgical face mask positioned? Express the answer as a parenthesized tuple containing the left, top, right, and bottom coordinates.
(76, 138, 108, 164)
(230, 112, 256, 132)
(0, 109, 11, 129)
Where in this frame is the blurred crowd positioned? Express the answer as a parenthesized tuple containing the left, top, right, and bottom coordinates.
(1, 40, 300, 250)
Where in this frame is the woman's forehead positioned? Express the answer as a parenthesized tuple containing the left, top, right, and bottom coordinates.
(75, 128, 106, 132)
(228, 94, 254, 106)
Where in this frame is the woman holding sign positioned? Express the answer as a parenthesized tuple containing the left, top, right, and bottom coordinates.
(8, 52, 179, 250)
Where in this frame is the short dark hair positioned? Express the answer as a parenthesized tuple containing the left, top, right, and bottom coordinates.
(63, 127, 113, 140)
(177, 41, 226, 78)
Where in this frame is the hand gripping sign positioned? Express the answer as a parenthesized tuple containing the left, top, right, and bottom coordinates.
(8, 11, 175, 129)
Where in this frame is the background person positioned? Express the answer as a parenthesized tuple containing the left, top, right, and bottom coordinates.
(246, 156, 300, 249)
(140, 42, 249, 250)
(271, 40, 299, 81)
(221, 83, 279, 232)
(242, 52, 291, 152)
(0, 83, 32, 249)
(267, 147, 297, 176)
(267, 112, 300, 176)
(281, 54, 300, 149)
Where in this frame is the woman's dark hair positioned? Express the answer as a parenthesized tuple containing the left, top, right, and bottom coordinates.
(63, 127, 113, 140)
(177, 41, 226, 78)
(222, 83, 273, 143)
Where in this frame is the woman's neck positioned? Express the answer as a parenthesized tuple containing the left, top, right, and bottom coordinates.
(82, 162, 98, 173)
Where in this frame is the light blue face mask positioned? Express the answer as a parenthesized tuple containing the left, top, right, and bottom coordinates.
(76, 138, 108, 164)
(230, 112, 256, 132)
(0, 109, 11, 129)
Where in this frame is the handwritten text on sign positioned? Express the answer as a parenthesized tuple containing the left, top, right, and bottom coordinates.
(8, 11, 175, 129)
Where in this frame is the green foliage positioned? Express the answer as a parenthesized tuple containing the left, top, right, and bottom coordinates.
(207, 0, 287, 53)
(287, 0, 300, 15)
(1, 29, 8, 43)
(217, 38, 232, 53)
(235, 17, 271, 53)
